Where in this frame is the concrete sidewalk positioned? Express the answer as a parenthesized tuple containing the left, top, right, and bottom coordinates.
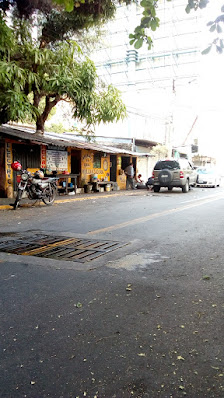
(0, 189, 147, 210)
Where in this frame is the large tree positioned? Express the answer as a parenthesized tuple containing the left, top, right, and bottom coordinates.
(0, 12, 126, 134)
(0, 0, 222, 134)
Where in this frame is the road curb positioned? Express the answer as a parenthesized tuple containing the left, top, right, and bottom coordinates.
(0, 191, 143, 210)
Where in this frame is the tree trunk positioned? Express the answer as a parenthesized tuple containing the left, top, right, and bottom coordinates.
(35, 116, 45, 135)
(35, 95, 61, 134)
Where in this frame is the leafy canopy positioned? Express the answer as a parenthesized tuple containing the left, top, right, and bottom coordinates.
(0, 14, 126, 133)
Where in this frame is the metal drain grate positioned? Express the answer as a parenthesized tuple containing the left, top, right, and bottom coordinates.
(0, 233, 128, 262)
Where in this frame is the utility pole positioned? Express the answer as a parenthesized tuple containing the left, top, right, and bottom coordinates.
(183, 116, 198, 146)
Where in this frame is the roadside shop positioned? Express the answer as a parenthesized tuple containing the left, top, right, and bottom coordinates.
(0, 125, 145, 198)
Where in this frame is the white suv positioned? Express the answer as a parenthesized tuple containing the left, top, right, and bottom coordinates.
(152, 159, 197, 193)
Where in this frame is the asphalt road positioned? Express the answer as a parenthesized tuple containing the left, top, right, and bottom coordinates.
(0, 187, 224, 398)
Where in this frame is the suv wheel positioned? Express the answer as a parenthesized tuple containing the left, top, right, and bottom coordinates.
(182, 180, 189, 193)
(154, 186, 160, 192)
(158, 170, 172, 184)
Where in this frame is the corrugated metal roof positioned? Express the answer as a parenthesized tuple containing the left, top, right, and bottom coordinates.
(0, 125, 152, 157)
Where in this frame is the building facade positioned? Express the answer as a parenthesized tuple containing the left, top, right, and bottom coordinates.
(0, 126, 150, 198)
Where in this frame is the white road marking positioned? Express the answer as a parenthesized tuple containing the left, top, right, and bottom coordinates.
(88, 193, 224, 235)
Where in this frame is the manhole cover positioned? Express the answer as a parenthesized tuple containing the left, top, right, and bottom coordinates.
(0, 233, 128, 262)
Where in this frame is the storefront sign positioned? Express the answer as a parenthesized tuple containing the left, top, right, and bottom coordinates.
(83, 169, 104, 175)
(47, 150, 68, 171)
(41, 145, 47, 169)
(5, 142, 13, 185)
(48, 145, 67, 151)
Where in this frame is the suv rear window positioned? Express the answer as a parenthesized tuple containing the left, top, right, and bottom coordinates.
(154, 160, 180, 170)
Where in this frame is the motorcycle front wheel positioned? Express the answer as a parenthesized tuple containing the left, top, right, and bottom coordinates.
(42, 185, 57, 206)
(13, 190, 22, 210)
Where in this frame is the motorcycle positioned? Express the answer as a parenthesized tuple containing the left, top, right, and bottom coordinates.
(11, 161, 58, 210)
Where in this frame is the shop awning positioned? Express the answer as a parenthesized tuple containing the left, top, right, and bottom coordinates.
(0, 125, 152, 157)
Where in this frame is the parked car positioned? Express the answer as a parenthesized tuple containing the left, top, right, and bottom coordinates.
(152, 158, 197, 193)
(196, 167, 221, 188)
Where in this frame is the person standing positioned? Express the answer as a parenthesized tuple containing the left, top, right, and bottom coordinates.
(124, 162, 135, 190)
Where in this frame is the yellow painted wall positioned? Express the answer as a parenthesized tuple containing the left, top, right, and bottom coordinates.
(80, 150, 110, 184)
(27, 168, 39, 174)
(116, 156, 126, 190)
(67, 147, 71, 174)
(5, 141, 13, 198)
(116, 156, 137, 190)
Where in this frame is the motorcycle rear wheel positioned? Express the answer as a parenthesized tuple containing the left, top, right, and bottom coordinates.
(42, 185, 57, 206)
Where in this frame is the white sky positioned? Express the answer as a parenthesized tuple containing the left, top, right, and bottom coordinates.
(169, 0, 224, 163)
(195, 0, 224, 161)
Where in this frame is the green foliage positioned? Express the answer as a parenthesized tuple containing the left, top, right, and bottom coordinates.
(0, 15, 126, 132)
(0, 14, 15, 58)
(128, 0, 159, 50)
(205, 13, 224, 53)
(53, 0, 75, 12)
(37, 1, 116, 47)
(185, 0, 209, 13)
(45, 122, 68, 134)
(186, 0, 224, 54)
(93, 85, 127, 125)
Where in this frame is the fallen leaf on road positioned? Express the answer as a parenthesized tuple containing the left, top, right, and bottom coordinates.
(138, 353, 146, 357)
(177, 356, 185, 361)
(126, 283, 132, 291)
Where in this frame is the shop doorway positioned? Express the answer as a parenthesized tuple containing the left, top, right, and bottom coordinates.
(121, 156, 131, 171)
(0, 143, 6, 197)
(132, 157, 137, 176)
(71, 150, 81, 185)
(110, 155, 117, 182)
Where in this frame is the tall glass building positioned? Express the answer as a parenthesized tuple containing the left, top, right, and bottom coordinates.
(90, 0, 203, 149)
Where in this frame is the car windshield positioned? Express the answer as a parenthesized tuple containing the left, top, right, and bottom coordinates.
(197, 168, 215, 175)
(154, 161, 180, 170)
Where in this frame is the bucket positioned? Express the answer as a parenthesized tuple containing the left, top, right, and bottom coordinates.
(84, 184, 92, 193)
(105, 184, 110, 192)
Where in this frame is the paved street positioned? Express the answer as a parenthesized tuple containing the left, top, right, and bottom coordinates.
(0, 187, 224, 397)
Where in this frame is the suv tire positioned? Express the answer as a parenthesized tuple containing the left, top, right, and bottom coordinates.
(182, 179, 189, 193)
(154, 186, 160, 192)
(158, 170, 172, 184)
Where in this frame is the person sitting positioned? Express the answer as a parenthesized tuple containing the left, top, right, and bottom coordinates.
(136, 174, 144, 184)
(135, 174, 146, 189)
